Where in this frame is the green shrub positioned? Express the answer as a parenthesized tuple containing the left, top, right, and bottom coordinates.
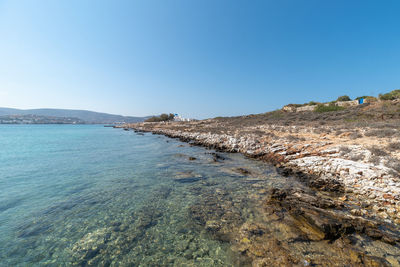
(355, 95, 376, 101)
(268, 110, 284, 118)
(379, 89, 400, 100)
(286, 103, 305, 108)
(337, 95, 351, 101)
(145, 113, 175, 122)
(365, 96, 377, 102)
(307, 101, 318, 105)
(354, 95, 376, 102)
(314, 104, 345, 113)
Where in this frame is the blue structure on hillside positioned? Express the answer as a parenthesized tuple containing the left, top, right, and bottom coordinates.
(358, 98, 364, 104)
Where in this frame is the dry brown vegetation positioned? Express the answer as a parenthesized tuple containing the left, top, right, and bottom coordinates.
(126, 100, 400, 176)
(213, 100, 400, 128)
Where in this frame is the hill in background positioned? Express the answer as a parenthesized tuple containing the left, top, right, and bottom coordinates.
(0, 107, 150, 124)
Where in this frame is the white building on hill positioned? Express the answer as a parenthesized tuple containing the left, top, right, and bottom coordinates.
(174, 114, 192, 122)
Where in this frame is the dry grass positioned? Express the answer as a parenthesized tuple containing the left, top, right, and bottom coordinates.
(387, 142, 400, 152)
(130, 100, 400, 172)
(368, 146, 388, 157)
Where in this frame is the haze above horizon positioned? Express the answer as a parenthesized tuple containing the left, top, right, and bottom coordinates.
(1, 0, 399, 119)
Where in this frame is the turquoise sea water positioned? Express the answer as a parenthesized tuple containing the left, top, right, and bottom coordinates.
(0, 125, 289, 266)
(1, 125, 400, 266)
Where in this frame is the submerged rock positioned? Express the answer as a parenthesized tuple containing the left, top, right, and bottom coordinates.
(206, 152, 226, 163)
(128, 122, 400, 224)
(70, 227, 112, 266)
(174, 171, 203, 183)
(235, 167, 252, 175)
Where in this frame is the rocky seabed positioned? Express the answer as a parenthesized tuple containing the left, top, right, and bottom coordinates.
(131, 126, 400, 224)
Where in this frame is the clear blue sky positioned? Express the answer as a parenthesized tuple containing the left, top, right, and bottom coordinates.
(1, 0, 399, 118)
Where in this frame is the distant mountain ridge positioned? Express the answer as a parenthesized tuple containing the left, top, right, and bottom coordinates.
(0, 107, 150, 124)
(0, 114, 85, 124)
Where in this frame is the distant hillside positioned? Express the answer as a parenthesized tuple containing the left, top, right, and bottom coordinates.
(0, 108, 150, 124)
(0, 114, 85, 124)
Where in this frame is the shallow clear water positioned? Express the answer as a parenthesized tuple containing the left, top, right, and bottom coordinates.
(2, 125, 399, 266)
(0, 125, 290, 266)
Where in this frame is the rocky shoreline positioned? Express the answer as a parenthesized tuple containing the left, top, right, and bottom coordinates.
(115, 120, 400, 265)
(120, 122, 400, 225)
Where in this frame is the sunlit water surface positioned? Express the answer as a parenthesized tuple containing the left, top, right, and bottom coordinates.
(0, 125, 294, 266)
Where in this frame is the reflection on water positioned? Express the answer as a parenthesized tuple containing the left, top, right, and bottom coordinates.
(0, 125, 399, 266)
